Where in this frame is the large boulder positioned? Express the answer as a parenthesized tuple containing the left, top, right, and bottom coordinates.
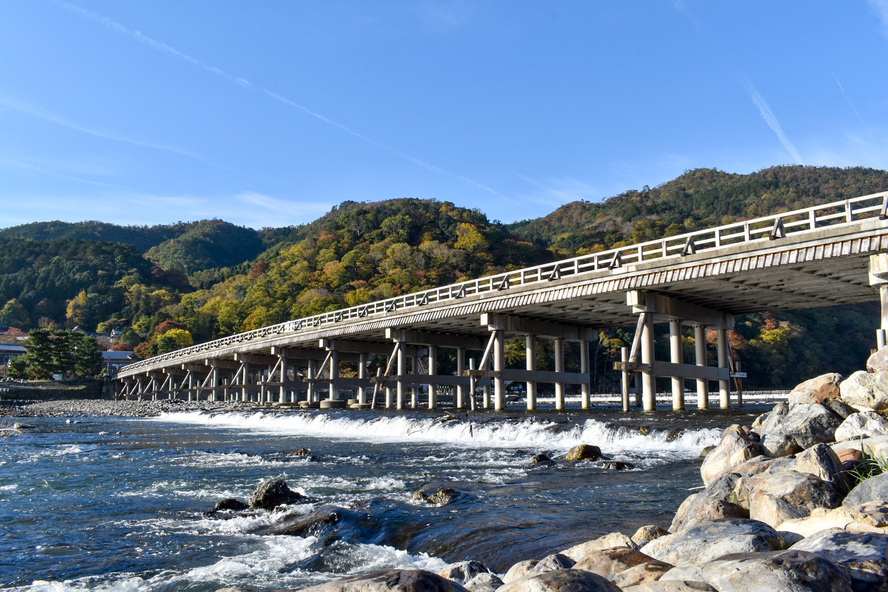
(496, 569, 621, 592)
(566, 444, 603, 461)
(699, 425, 761, 486)
(562, 532, 637, 561)
(840, 370, 888, 413)
(502, 554, 574, 585)
(776, 501, 888, 539)
(742, 469, 840, 527)
(462, 573, 503, 592)
(759, 427, 803, 458)
(845, 472, 888, 507)
(669, 494, 748, 533)
(630, 525, 669, 547)
(752, 401, 788, 433)
(298, 569, 470, 592)
(438, 561, 491, 584)
(790, 527, 888, 590)
(639, 518, 784, 566)
(573, 548, 673, 588)
(792, 442, 850, 492)
(621, 583, 716, 592)
(781, 403, 843, 449)
(868, 346, 888, 373)
(787, 373, 842, 407)
(659, 550, 852, 592)
(249, 479, 307, 510)
(835, 410, 888, 442)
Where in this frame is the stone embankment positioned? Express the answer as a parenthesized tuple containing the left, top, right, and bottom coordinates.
(273, 348, 888, 592)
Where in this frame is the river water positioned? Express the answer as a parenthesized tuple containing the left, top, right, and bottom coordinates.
(0, 406, 764, 591)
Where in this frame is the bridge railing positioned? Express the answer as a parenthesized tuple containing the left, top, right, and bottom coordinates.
(120, 191, 888, 375)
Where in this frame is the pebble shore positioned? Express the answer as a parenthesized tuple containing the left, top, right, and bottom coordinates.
(0, 398, 240, 418)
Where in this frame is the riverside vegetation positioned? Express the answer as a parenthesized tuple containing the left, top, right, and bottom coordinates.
(0, 165, 885, 390)
(205, 347, 888, 592)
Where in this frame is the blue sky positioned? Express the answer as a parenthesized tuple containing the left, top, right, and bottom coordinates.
(2, 1, 888, 230)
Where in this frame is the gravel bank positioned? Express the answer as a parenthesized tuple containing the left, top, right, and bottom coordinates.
(0, 398, 248, 418)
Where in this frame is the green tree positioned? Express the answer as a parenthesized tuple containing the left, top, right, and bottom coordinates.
(74, 335, 103, 377)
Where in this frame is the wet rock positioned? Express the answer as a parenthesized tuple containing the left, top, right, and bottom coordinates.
(530, 453, 555, 465)
(212, 498, 248, 512)
(630, 525, 669, 547)
(598, 461, 633, 470)
(787, 373, 842, 407)
(841, 370, 888, 413)
(265, 506, 341, 537)
(699, 425, 761, 486)
(249, 479, 307, 510)
(573, 548, 673, 588)
(845, 473, 888, 507)
(781, 402, 844, 449)
(660, 550, 852, 592)
(298, 568, 471, 592)
(790, 527, 888, 590)
(462, 573, 503, 592)
(742, 469, 840, 528)
(835, 410, 888, 442)
(290, 448, 318, 461)
(438, 561, 491, 584)
(411, 488, 461, 505)
(497, 568, 622, 592)
(562, 532, 637, 561)
(699, 445, 715, 458)
(639, 518, 785, 566)
(566, 444, 603, 462)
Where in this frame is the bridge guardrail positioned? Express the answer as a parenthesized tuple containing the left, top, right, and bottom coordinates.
(120, 191, 888, 375)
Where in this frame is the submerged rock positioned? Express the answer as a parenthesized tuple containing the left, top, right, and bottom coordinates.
(566, 444, 603, 462)
(212, 498, 248, 512)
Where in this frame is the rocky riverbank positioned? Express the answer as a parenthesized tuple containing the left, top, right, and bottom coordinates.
(244, 350, 888, 592)
(0, 397, 242, 418)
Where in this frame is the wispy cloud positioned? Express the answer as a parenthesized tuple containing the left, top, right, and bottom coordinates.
(671, 0, 703, 34)
(869, 0, 888, 39)
(834, 75, 869, 131)
(740, 78, 804, 165)
(52, 0, 500, 196)
(0, 156, 119, 188)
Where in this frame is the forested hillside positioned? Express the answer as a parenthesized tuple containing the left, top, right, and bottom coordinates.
(1, 165, 886, 389)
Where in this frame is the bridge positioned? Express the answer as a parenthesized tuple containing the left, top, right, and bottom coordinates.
(117, 191, 888, 412)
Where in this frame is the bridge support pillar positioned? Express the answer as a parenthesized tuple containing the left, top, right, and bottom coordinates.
(580, 340, 591, 409)
(328, 346, 339, 401)
(641, 313, 657, 411)
(694, 324, 708, 409)
(554, 338, 565, 411)
(358, 353, 368, 405)
(411, 355, 419, 409)
(620, 347, 630, 412)
(669, 319, 684, 411)
(494, 330, 505, 411)
(396, 334, 407, 410)
(427, 345, 438, 409)
(870, 254, 888, 348)
(526, 335, 537, 411)
(456, 348, 466, 409)
(717, 328, 730, 409)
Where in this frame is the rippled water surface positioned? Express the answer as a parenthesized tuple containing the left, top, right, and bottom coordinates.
(0, 407, 764, 591)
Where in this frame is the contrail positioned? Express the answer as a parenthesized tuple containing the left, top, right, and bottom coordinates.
(834, 75, 868, 131)
(52, 0, 500, 196)
(741, 78, 804, 165)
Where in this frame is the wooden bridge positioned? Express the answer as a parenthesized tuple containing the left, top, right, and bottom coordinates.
(117, 191, 888, 412)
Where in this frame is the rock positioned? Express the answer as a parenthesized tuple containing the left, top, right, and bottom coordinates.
(566, 444, 603, 461)
(756, 401, 789, 434)
(573, 548, 673, 588)
(411, 488, 461, 505)
(496, 569, 622, 592)
(759, 427, 803, 457)
(462, 573, 503, 592)
(659, 550, 852, 592)
(621, 583, 716, 592)
(298, 568, 471, 592)
(630, 525, 669, 547)
(438, 561, 491, 584)
(523, 553, 575, 578)
(845, 472, 888, 507)
(790, 527, 888, 590)
(264, 506, 341, 536)
(212, 498, 248, 512)
(782, 402, 844, 449)
(699, 445, 715, 458)
(836, 447, 865, 472)
(531, 453, 555, 465)
(599, 461, 634, 470)
(503, 560, 539, 584)
(699, 425, 761, 486)
(835, 410, 888, 442)
(742, 469, 840, 527)
(562, 532, 637, 561)
(867, 345, 888, 373)
(776, 501, 888, 539)
(832, 435, 888, 460)
(639, 518, 785, 566)
(669, 494, 748, 532)
(787, 373, 842, 407)
(826, 399, 857, 419)
(248, 479, 306, 510)
(840, 370, 888, 413)
(793, 442, 850, 492)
